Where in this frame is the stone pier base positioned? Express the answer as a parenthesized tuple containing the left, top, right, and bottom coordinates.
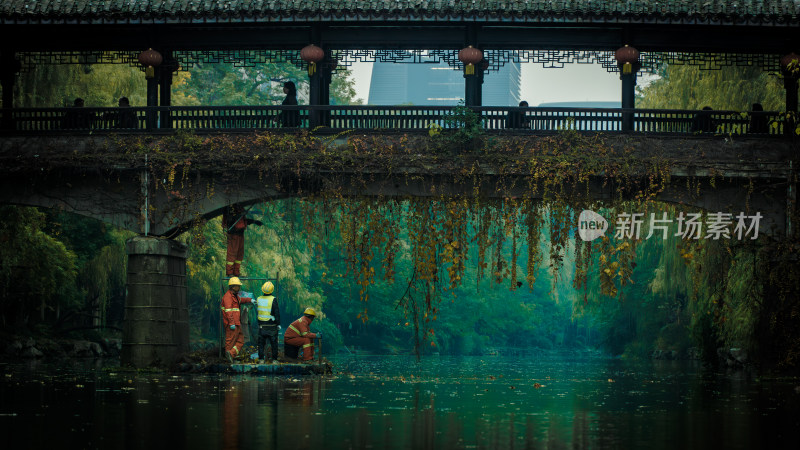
(121, 236, 188, 368)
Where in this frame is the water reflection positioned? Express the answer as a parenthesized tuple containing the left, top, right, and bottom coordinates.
(1, 356, 799, 449)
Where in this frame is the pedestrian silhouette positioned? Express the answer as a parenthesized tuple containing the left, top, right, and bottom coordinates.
(505, 100, 531, 129)
(691, 106, 715, 133)
(101, 97, 139, 129)
(116, 97, 139, 129)
(276, 81, 300, 127)
(61, 97, 93, 129)
(749, 103, 769, 134)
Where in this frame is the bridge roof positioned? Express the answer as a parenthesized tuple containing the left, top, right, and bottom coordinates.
(2, 0, 800, 26)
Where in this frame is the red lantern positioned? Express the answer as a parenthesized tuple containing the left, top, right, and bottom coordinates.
(138, 48, 163, 79)
(615, 45, 639, 74)
(781, 52, 800, 77)
(458, 46, 483, 75)
(301, 44, 325, 76)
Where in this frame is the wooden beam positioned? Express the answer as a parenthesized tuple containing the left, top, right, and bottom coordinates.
(1, 22, 796, 53)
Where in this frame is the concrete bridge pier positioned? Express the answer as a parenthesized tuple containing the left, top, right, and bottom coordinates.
(121, 236, 189, 368)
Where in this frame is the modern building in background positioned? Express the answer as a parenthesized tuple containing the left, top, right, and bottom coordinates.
(368, 59, 521, 106)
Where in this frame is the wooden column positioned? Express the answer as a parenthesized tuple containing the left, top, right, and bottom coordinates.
(146, 68, 158, 129)
(462, 25, 482, 107)
(784, 75, 798, 136)
(309, 67, 322, 128)
(319, 51, 333, 126)
(620, 71, 637, 131)
(782, 53, 800, 118)
(476, 62, 485, 107)
(464, 73, 480, 107)
(786, 76, 799, 113)
(308, 52, 332, 127)
(615, 45, 640, 132)
(1, 51, 19, 130)
(159, 51, 175, 129)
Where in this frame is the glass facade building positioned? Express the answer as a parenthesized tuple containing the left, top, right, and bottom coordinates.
(368, 60, 521, 106)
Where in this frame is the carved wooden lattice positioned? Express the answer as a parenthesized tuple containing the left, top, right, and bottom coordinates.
(15, 50, 785, 75)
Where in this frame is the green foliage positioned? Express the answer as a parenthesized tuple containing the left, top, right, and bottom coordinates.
(637, 65, 784, 111)
(172, 62, 362, 106)
(432, 101, 486, 152)
(330, 71, 363, 105)
(0, 206, 78, 327)
(12, 57, 362, 108)
(15, 60, 146, 107)
(0, 206, 132, 331)
(172, 62, 303, 106)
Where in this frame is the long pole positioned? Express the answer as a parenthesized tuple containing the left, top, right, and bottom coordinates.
(219, 275, 223, 360)
(143, 154, 149, 236)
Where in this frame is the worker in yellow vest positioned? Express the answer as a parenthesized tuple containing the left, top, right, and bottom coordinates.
(255, 281, 281, 363)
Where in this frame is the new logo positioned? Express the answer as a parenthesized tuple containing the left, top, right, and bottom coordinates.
(578, 210, 608, 241)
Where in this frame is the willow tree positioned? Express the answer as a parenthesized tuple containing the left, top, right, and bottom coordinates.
(15, 60, 147, 108)
(637, 64, 785, 111)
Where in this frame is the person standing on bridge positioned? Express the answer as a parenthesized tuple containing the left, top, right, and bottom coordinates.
(255, 281, 281, 363)
(749, 103, 769, 134)
(222, 204, 263, 277)
(116, 97, 138, 129)
(691, 106, 715, 133)
(61, 97, 94, 129)
(221, 277, 254, 363)
(275, 81, 300, 127)
(505, 100, 531, 129)
(283, 308, 320, 362)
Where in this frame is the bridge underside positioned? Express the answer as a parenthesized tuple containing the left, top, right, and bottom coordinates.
(0, 133, 795, 238)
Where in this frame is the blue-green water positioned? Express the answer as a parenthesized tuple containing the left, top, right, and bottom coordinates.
(1, 354, 799, 449)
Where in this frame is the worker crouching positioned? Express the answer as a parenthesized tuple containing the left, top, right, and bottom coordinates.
(283, 308, 320, 361)
(221, 277, 253, 363)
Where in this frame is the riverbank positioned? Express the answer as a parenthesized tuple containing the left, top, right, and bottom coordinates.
(0, 332, 333, 374)
(0, 332, 121, 359)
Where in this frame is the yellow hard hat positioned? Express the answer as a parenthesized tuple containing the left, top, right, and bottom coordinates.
(303, 307, 316, 316)
(228, 277, 242, 286)
(262, 281, 275, 295)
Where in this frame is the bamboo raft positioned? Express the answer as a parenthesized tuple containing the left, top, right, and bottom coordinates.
(175, 360, 332, 375)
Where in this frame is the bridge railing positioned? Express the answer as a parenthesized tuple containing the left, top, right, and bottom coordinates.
(0, 105, 788, 136)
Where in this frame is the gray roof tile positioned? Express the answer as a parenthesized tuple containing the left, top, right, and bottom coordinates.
(1, 1, 799, 24)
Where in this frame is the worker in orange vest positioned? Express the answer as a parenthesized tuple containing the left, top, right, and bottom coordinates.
(221, 204, 263, 277)
(221, 277, 253, 363)
(283, 308, 320, 361)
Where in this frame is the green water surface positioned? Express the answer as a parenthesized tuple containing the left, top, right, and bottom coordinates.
(1, 354, 798, 449)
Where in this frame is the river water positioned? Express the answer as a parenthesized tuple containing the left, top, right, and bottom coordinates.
(1, 354, 799, 449)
